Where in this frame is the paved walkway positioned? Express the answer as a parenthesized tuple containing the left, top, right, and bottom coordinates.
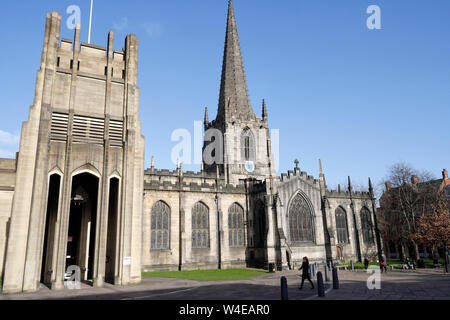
(322, 269, 450, 300)
(0, 271, 325, 300)
(0, 269, 448, 300)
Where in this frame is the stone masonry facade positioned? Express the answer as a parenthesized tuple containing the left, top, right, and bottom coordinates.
(0, 1, 381, 293)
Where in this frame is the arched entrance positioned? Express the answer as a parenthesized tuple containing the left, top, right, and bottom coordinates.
(67, 172, 99, 283)
(40, 174, 61, 286)
(105, 177, 120, 284)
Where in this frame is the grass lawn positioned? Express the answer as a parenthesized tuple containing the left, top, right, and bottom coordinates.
(422, 258, 445, 264)
(387, 259, 406, 269)
(388, 258, 444, 264)
(346, 262, 379, 269)
(387, 258, 403, 265)
(142, 269, 268, 281)
(387, 258, 446, 269)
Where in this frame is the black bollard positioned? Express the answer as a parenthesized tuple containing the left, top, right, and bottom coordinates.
(332, 267, 339, 289)
(325, 265, 330, 282)
(281, 276, 289, 300)
(350, 260, 354, 272)
(444, 254, 449, 273)
(316, 271, 325, 297)
(311, 263, 316, 278)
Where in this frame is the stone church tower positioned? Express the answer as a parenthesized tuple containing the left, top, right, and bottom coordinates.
(1, 12, 144, 293)
(203, 0, 276, 185)
(202, 0, 280, 269)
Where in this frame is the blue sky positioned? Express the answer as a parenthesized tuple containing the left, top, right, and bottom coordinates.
(0, 0, 449, 191)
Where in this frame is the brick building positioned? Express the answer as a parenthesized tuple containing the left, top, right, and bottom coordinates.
(379, 169, 449, 260)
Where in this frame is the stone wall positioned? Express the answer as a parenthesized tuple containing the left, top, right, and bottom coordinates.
(271, 166, 378, 268)
(327, 192, 378, 262)
(0, 159, 16, 276)
(142, 171, 248, 271)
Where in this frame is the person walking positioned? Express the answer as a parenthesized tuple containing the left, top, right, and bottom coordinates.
(364, 257, 370, 270)
(298, 257, 315, 290)
(380, 256, 387, 273)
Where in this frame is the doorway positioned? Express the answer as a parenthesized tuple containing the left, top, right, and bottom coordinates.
(105, 177, 119, 284)
(67, 173, 99, 283)
(40, 174, 61, 286)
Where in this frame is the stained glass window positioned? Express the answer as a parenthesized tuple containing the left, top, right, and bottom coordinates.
(192, 202, 209, 248)
(289, 193, 314, 243)
(228, 203, 245, 247)
(335, 207, 349, 244)
(151, 201, 170, 250)
(361, 207, 374, 244)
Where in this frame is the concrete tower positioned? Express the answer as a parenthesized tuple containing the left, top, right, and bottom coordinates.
(2, 12, 145, 293)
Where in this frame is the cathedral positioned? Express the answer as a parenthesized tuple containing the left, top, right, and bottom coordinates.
(0, 1, 381, 293)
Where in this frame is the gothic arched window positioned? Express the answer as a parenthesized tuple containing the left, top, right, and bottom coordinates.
(288, 192, 314, 243)
(192, 202, 210, 248)
(241, 128, 256, 162)
(151, 201, 170, 250)
(335, 206, 349, 244)
(228, 203, 245, 247)
(360, 207, 374, 244)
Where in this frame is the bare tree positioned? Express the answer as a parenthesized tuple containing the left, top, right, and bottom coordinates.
(379, 162, 437, 261)
(414, 193, 450, 271)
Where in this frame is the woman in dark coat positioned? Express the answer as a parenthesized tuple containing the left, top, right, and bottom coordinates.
(364, 257, 370, 269)
(298, 256, 315, 290)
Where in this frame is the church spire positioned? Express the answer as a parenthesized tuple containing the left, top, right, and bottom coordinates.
(217, 0, 255, 124)
(204, 107, 209, 127)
